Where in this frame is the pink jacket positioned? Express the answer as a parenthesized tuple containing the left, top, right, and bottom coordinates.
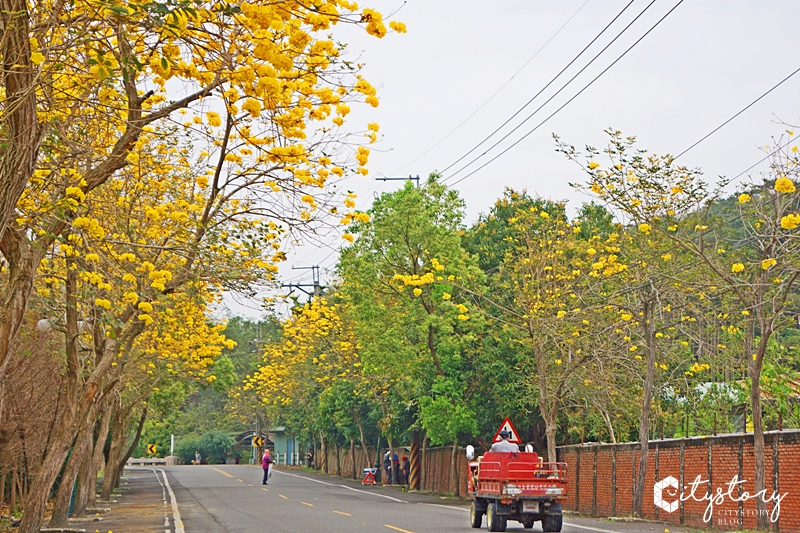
(262, 452, 272, 468)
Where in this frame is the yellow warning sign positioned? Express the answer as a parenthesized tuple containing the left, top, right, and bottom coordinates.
(147, 443, 157, 454)
(253, 436, 264, 447)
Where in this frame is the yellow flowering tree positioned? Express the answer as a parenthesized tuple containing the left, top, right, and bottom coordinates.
(0, 0, 400, 384)
(563, 130, 800, 527)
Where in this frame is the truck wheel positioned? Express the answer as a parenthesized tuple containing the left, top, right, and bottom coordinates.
(542, 513, 562, 532)
(470, 502, 484, 528)
(487, 502, 506, 532)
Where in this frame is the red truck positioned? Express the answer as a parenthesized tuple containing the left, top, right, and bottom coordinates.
(466, 448, 567, 532)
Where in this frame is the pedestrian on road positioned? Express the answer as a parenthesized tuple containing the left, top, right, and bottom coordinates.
(193, 451, 201, 465)
(262, 449, 273, 485)
(383, 451, 392, 485)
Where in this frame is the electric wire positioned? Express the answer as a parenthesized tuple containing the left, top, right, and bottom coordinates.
(674, 65, 800, 160)
(440, 0, 639, 177)
(392, 0, 592, 176)
(729, 133, 800, 183)
(447, 0, 686, 188)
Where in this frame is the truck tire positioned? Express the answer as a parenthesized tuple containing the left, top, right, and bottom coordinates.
(470, 502, 484, 528)
(486, 502, 507, 532)
(542, 513, 562, 532)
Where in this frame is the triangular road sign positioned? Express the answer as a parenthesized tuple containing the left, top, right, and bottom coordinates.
(491, 417, 522, 444)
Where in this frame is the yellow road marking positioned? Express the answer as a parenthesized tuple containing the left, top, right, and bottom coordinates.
(237, 479, 243, 482)
(385, 525, 414, 533)
(300, 501, 314, 507)
(211, 467, 235, 479)
(333, 510, 351, 516)
(248, 484, 253, 487)
(262, 488, 269, 492)
(279, 494, 288, 499)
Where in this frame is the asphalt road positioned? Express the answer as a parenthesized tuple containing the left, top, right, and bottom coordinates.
(154, 465, 693, 533)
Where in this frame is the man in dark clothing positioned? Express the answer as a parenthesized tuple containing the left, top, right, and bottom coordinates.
(402, 455, 410, 486)
(383, 451, 392, 484)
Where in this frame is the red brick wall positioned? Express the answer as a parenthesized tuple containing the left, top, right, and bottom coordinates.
(558, 431, 800, 532)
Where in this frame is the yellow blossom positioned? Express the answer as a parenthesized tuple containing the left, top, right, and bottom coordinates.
(589, 161, 600, 169)
(775, 177, 796, 194)
(442, 293, 451, 300)
(738, 193, 751, 204)
(761, 258, 777, 270)
(342, 233, 354, 243)
(95, 298, 111, 309)
(780, 213, 800, 230)
(638, 223, 651, 233)
(413, 288, 422, 296)
(731, 263, 745, 273)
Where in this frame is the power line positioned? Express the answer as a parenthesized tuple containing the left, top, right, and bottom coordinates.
(447, 0, 686, 188)
(441, 0, 640, 178)
(729, 133, 800, 183)
(392, 0, 592, 176)
(674, 65, 800, 160)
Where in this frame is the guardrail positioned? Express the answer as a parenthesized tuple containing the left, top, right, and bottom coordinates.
(126, 457, 167, 466)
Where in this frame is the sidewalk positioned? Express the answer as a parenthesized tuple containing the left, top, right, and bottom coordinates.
(75, 467, 181, 533)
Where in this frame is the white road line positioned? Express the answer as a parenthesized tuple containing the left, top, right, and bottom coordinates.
(420, 504, 624, 533)
(157, 469, 185, 533)
(275, 469, 409, 503)
(563, 523, 630, 533)
(422, 503, 469, 512)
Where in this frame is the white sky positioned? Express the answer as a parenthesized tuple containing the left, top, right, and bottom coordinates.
(220, 0, 800, 317)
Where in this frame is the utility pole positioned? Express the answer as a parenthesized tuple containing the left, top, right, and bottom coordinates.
(376, 174, 420, 187)
(282, 265, 323, 299)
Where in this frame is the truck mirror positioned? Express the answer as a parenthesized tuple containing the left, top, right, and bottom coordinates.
(465, 445, 475, 460)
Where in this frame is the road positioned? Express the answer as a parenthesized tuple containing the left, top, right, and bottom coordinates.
(144, 465, 693, 533)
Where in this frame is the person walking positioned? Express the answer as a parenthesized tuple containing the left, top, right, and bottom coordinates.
(402, 455, 410, 486)
(262, 449, 273, 485)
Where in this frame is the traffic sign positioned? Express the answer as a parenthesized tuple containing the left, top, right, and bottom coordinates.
(491, 417, 522, 444)
(147, 443, 157, 454)
(252, 436, 264, 447)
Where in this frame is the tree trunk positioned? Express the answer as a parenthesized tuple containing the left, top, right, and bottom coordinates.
(421, 434, 427, 490)
(102, 404, 146, 498)
(0, 231, 36, 421)
(17, 261, 83, 533)
(335, 443, 341, 476)
(750, 328, 770, 529)
(320, 432, 327, 473)
(450, 440, 458, 495)
(350, 438, 356, 479)
(76, 398, 114, 516)
(100, 404, 132, 501)
(16, 425, 75, 533)
(633, 299, 656, 518)
(0, 0, 42, 244)
(356, 418, 371, 467)
(49, 426, 92, 527)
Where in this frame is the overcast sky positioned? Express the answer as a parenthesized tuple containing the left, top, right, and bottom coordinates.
(221, 0, 800, 317)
